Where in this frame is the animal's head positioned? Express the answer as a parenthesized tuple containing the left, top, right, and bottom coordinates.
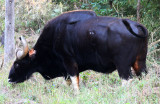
(8, 36, 37, 83)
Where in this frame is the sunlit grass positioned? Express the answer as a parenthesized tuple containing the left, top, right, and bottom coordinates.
(0, 62, 159, 104)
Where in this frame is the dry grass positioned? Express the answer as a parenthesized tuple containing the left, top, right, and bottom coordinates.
(0, 44, 160, 104)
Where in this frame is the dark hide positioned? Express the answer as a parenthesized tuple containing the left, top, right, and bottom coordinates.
(8, 10, 148, 84)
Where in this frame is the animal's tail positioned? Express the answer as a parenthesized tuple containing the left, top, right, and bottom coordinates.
(122, 19, 148, 38)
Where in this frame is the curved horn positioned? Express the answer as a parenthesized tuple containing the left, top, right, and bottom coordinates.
(16, 36, 29, 60)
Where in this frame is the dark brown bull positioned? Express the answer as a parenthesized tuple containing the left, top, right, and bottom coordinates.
(8, 10, 148, 92)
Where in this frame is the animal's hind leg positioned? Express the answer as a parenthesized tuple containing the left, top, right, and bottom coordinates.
(132, 56, 147, 77)
(114, 56, 132, 80)
(116, 64, 133, 86)
(116, 64, 132, 80)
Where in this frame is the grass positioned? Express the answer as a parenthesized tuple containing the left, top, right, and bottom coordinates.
(0, 60, 159, 104)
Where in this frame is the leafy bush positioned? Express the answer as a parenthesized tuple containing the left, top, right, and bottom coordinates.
(0, 0, 68, 34)
(14, 0, 67, 33)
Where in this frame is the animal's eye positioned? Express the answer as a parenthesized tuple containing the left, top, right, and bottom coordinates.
(15, 63, 19, 68)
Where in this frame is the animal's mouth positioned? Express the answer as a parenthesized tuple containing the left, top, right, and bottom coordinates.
(8, 78, 17, 84)
(8, 75, 31, 84)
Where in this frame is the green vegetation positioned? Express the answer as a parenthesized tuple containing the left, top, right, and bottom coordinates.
(0, 65, 159, 103)
(0, 0, 160, 103)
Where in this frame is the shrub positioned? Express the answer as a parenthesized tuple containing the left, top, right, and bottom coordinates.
(14, 0, 67, 33)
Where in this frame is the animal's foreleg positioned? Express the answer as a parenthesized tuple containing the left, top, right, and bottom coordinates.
(70, 75, 79, 93)
(65, 76, 72, 86)
(63, 57, 80, 93)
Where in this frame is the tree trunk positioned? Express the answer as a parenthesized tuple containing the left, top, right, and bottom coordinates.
(4, 0, 15, 64)
(137, 0, 140, 23)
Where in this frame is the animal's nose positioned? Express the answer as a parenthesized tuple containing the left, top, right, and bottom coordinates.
(8, 78, 11, 82)
(8, 79, 16, 84)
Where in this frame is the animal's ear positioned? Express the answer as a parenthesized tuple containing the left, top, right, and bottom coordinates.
(29, 49, 36, 58)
